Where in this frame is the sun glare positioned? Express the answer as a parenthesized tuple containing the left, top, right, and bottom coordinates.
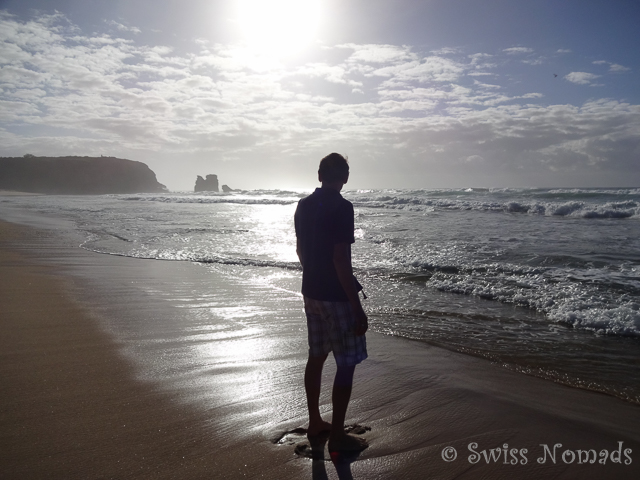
(235, 0, 322, 57)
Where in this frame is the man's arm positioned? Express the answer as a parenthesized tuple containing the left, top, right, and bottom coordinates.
(296, 238, 304, 267)
(333, 242, 368, 336)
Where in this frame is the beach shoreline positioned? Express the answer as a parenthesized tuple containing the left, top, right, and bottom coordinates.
(1, 216, 639, 479)
(0, 190, 43, 196)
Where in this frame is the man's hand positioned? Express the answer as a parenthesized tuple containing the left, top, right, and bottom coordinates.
(333, 242, 368, 336)
(353, 304, 368, 336)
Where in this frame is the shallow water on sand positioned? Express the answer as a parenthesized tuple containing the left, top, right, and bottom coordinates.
(2, 187, 639, 404)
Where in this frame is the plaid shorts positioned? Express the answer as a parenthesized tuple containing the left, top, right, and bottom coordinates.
(304, 296, 368, 367)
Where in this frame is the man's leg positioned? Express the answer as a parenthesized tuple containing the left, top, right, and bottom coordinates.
(305, 353, 332, 436)
(330, 365, 355, 434)
(328, 365, 367, 451)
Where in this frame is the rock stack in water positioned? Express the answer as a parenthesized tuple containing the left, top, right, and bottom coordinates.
(194, 174, 219, 192)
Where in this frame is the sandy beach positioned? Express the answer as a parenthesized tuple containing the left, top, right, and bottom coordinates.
(1, 214, 639, 479)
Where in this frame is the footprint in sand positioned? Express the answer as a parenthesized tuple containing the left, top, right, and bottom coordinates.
(274, 424, 371, 460)
(273, 427, 308, 446)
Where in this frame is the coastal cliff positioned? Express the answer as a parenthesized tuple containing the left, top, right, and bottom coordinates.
(0, 156, 167, 194)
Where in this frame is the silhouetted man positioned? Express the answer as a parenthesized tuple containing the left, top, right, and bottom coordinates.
(294, 153, 368, 452)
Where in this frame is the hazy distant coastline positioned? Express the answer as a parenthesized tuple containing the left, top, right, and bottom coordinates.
(0, 156, 166, 195)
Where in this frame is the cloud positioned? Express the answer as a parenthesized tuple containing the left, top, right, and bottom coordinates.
(468, 53, 492, 65)
(473, 80, 500, 90)
(340, 44, 416, 64)
(503, 47, 543, 65)
(503, 47, 534, 55)
(522, 57, 545, 66)
(106, 20, 141, 34)
(0, 12, 638, 188)
(564, 72, 601, 85)
(293, 63, 362, 86)
(380, 100, 640, 178)
(609, 63, 630, 73)
(431, 47, 463, 56)
(372, 56, 466, 86)
(591, 60, 630, 74)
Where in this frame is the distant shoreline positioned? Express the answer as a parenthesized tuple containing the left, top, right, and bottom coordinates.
(0, 156, 166, 194)
(0, 190, 43, 196)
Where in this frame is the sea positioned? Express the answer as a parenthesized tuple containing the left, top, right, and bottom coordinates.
(3, 187, 640, 405)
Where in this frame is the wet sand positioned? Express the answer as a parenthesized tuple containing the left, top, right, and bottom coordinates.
(0, 220, 306, 479)
(1, 217, 639, 479)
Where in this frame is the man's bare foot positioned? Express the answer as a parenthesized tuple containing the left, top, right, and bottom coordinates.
(328, 433, 369, 452)
(307, 420, 332, 437)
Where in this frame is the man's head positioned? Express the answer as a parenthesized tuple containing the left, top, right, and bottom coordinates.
(318, 153, 349, 186)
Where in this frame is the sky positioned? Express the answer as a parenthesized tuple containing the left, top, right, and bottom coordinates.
(0, 0, 639, 190)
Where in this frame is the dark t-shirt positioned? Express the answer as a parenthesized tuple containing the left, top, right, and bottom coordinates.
(294, 187, 355, 301)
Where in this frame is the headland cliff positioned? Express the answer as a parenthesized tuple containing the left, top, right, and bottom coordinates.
(0, 156, 167, 194)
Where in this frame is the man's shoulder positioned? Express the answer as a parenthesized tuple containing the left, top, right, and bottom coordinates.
(334, 194, 353, 214)
(295, 191, 316, 214)
(338, 195, 353, 208)
(296, 188, 352, 214)
(297, 188, 320, 204)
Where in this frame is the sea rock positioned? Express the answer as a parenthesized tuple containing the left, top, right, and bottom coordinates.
(0, 156, 167, 194)
(194, 174, 219, 192)
(221, 184, 233, 193)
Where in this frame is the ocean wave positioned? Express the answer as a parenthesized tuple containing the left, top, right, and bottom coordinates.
(349, 195, 639, 218)
(546, 301, 640, 336)
(112, 189, 640, 218)
(426, 269, 640, 337)
(117, 194, 299, 205)
(541, 188, 640, 197)
(194, 255, 300, 270)
(81, 242, 302, 271)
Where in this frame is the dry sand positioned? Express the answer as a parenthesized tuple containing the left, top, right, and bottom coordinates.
(1, 218, 639, 479)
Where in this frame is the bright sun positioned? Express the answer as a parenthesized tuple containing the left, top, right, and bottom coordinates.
(235, 0, 322, 57)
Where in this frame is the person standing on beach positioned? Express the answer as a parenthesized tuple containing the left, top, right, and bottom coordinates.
(294, 153, 369, 452)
